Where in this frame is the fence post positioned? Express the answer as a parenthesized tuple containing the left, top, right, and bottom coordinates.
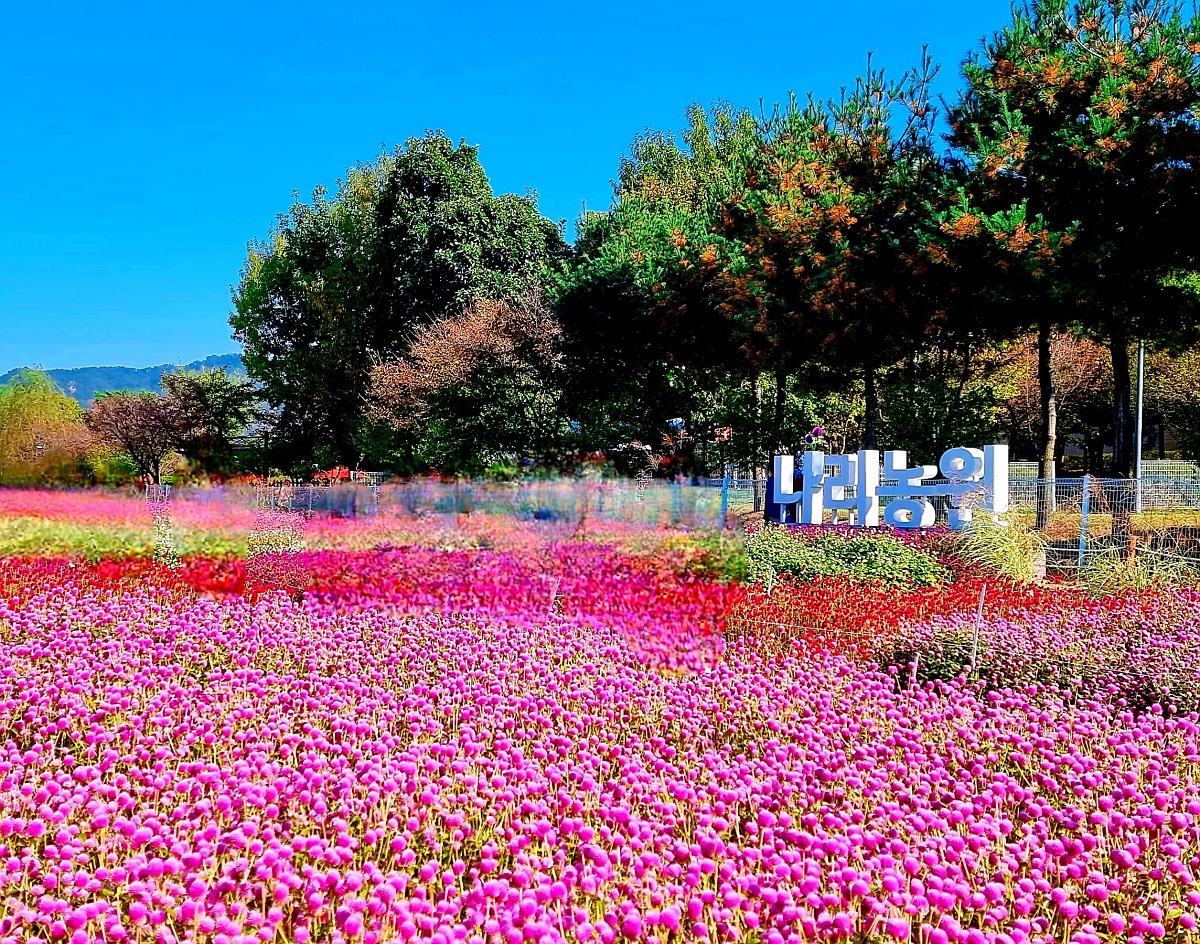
(720, 468, 730, 529)
(1077, 474, 1091, 570)
(970, 584, 986, 670)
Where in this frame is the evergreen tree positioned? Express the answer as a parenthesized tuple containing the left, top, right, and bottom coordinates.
(951, 0, 1200, 475)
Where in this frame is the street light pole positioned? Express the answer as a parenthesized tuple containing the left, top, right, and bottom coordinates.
(1134, 339, 1145, 512)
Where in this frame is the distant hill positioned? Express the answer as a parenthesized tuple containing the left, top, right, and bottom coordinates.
(0, 353, 245, 405)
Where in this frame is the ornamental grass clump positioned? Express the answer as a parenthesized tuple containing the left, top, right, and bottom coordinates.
(1080, 544, 1196, 595)
(745, 524, 948, 587)
(953, 513, 1045, 584)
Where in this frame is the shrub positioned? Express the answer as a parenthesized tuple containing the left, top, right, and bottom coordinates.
(82, 446, 141, 487)
(745, 525, 948, 587)
(662, 532, 748, 582)
(953, 512, 1045, 583)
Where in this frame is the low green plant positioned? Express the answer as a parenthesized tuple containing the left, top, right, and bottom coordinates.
(954, 513, 1045, 582)
(83, 447, 139, 486)
(1079, 545, 1195, 594)
(0, 517, 246, 562)
(673, 532, 748, 582)
(484, 461, 521, 482)
(745, 526, 947, 587)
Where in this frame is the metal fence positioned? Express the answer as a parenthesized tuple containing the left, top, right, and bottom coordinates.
(1009, 476, 1200, 571)
(375, 479, 730, 530)
(171, 472, 1200, 553)
(178, 483, 375, 519)
(1009, 476, 1200, 514)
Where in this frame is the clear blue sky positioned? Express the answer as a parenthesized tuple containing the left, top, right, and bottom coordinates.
(0, 0, 1014, 374)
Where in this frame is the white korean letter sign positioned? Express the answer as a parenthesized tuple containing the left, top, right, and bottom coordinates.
(772, 444, 1008, 530)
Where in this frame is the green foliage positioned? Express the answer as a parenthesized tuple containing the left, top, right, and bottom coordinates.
(232, 131, 568, 471)
(0, 517, 245, 562)
(211, 7, 1200, 477)
(684, 531, 749, 583)
(1080, 546, 1195, 594)
(0, 370, 91, 484)
(82, 446, 139, 487)
(556, 57, 1049, 468)
(650, 530, 749, 582)
(484, 461, 521, 482)
(368, 299, 567, 474)
(950, 0, 1200, 473)
(84, 391, 188, 485)
(879, 347, 1015, 458)
(161, 367, 259, 477)
(745, 526, 948, 586)
(954, 513, 1046, 583)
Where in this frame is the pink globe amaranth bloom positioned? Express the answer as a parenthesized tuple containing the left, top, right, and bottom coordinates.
(3, 544, 1200, 944)
(619, 913, 643, 940)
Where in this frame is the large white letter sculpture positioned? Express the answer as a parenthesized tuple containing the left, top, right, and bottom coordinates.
(772, 444, 1008, 530)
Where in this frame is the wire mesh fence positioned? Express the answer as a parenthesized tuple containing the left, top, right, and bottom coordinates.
(167, 470, 1200, 571)
(375, 479, 730, 530)
(1007, 476, 1200, 572)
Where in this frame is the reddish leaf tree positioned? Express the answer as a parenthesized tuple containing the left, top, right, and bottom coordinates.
(84, 393, 189, 484)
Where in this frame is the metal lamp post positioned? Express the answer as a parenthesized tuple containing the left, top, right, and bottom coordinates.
(1134, 339, 1145, 512)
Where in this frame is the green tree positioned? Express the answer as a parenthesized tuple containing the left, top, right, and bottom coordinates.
(779, 56, 945, 448)
(367, 297, 565, 473)
(231, 131, 568, 472)
(555, 106, 761, 462)
(950, 0, 1200, 475)
(880, 343, 1019, 460)
(161, 367, 260, 477)
(0, 370, 91, 484)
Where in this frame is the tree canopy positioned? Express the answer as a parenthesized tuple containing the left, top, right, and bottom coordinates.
(231, 131, 569, 472)
(84, 392, 188, 485)
(5, 0, 1182, 489)
(0, 370, 91, 485)
(950, 0, 1200, 473)
(161, 367, 260, 478)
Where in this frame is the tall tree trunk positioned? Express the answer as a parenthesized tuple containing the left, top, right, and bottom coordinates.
(863, 365, 878, 449)
(1036, 317, 1057, 530)
(1110, 325, 1132, 477)
(753, 373, 764, 511)
(1087, 433, 1102, 476)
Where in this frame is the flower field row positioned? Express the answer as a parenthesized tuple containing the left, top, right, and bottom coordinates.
(1, 489, 1199, 944)
(0, 549, 1197, 943)
(0, 488, 701, 561)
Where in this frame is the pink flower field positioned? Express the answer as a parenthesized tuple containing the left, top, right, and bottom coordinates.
(1, 491, 1199, 944)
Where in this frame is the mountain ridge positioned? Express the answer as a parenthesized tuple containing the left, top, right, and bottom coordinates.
(0, 353, 245, 405)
